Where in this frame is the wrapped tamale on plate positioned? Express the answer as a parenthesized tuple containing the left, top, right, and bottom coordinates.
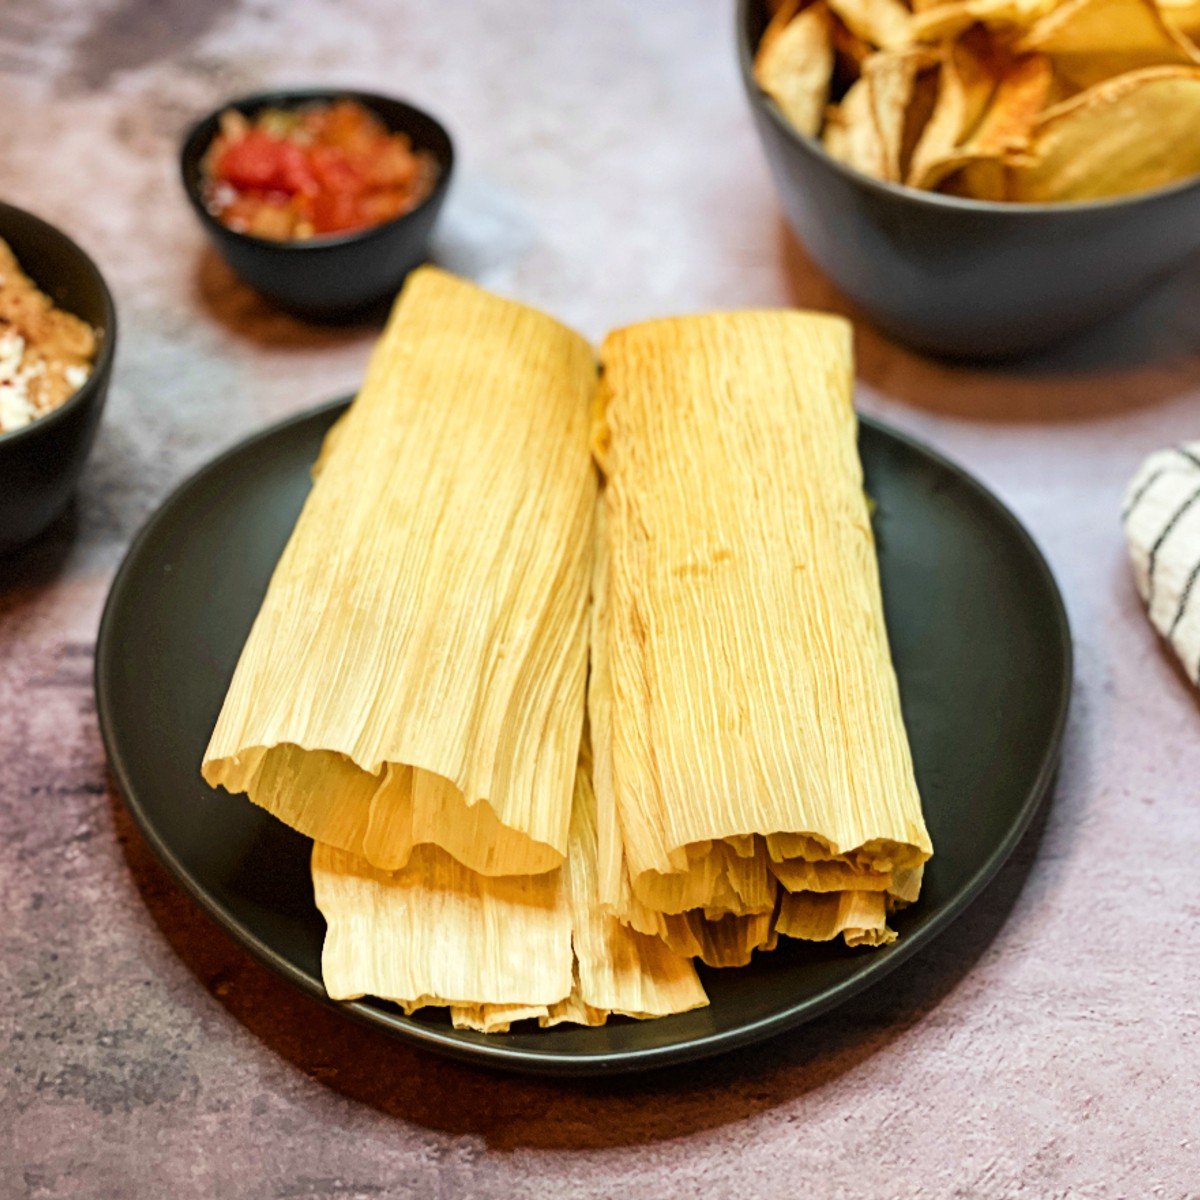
(203, 267, 597, 879)
(590, 310, 933, 957)
(199, 269, 934, 1032)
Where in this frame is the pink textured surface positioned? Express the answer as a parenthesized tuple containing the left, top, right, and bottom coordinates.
(2, 1, 1199, 1197)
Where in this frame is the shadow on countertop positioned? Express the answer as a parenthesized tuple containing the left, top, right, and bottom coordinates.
(779, 225, 1200, 425)
(0, 503, 79, 607)
(192, 248, 393, 350)
(107, 774, 1054, 1151)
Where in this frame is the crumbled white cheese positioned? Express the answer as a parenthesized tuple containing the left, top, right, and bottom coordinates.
(210, 182, 238, 210)
(0, 328, 24, 377)
(0, 328, 91, 434)
(0, 382, 34, 431)
(0, 329, 35, 433)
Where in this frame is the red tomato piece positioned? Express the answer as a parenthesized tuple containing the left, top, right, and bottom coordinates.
(308, 145, 365, 198)
(310, 189, 365, 234)
(216, 131, 316, 196)
(215, 131, 285, 190)
(276, 141, 318, 196)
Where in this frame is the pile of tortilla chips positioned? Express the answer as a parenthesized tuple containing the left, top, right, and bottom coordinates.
(753, 0, 1200, 201)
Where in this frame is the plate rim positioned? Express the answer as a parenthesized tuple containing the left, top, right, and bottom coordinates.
(95, 396, 1073, 1076)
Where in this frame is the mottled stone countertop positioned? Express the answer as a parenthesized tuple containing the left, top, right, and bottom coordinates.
(2, 1, 1199, 1197)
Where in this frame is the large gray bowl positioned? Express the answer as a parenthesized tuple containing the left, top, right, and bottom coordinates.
(737, 0, 1200, 358)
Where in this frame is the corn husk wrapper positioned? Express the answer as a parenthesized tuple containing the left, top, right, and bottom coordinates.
(654, 911, 779, 969)
(314, 750, 707, 1031)
(889, 864, 926, 906)
(313, 841, 574, 1021)
(203, 267, 597, 878)
(769, 857, 893, 892)
(1007, 65, 1200, 200)
(777, 889, 898, 947)
(595, 833, 782, 968)
(565, 749, 709, 1018)
(591, 486, 796, 966)
(590, 311, 931, 951)
(755, 2, 836, 137)
(1017, 0, 1200, 90)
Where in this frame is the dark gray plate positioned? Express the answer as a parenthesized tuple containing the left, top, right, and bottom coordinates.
(95, 397, 1071, 1076)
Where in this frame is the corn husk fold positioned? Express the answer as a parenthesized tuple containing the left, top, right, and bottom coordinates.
(314, 747, 708, 1031)
(203, 267, 598, 878)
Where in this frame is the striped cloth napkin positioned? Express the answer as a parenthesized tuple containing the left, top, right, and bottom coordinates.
(1124, 443, 1200, 682)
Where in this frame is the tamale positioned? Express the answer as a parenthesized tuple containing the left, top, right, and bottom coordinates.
(776, 889, 897, 947)
(204, 267, 597, 878)
(314, 840, 574, 1020)
(313, 746, 707, 1031)
(591, 311, 932, 949)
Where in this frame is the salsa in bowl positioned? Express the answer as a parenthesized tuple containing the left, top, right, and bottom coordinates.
(181, 88, 454, 319)
(201, 99, 441, 242)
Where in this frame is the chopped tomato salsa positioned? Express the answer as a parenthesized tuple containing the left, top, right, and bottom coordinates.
(201, 100, 439, 240)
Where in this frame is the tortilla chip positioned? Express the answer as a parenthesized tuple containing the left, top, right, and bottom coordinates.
(1160, 0, 1200, 38)
(907, 28, 998, 187)
(758, 0, 808, 60)
(824, 48, 933, 180)
(913, 0, 1059, 40)
(967, 51, 1055, 152)
(755, 2, 836, 137)
(898, 62, 943, 181)
(831, 11, 877, 81)
(824, 83, 884, 177)
(763, 0, 1200, 201)
(827, 0, 914, 48)
(924, 51, 1053, 195)
(1008, 65, 1200, 200)
(940, 157, 1010, 198)
(1018, 0, 1200, 90)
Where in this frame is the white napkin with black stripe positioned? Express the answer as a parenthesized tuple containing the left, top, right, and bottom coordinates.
(1123, 443, 1200, 681)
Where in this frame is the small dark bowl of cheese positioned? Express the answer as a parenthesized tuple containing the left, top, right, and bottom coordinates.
(0, 201, 116, 555)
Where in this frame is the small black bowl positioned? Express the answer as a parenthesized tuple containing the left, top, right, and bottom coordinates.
(180, 88, 454, 320)
(737, 0, 1200, 359)
(0, 202, 116, 555)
